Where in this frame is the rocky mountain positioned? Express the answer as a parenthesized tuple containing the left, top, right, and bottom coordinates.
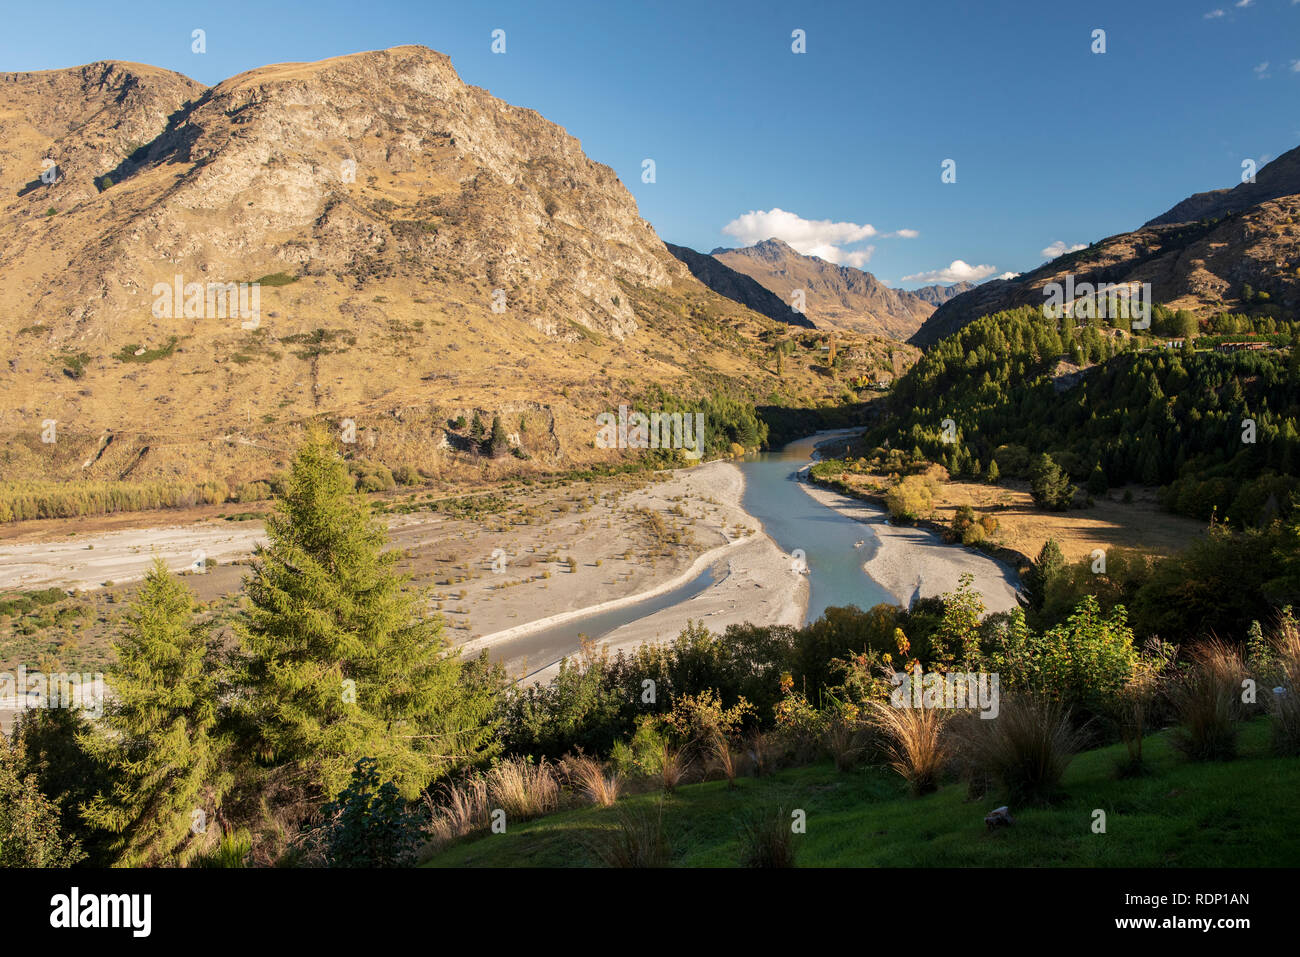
(664, 242, 814, 329)
(710, 238, 955, 340)
(909, 281, 975, 307)
(1145, 144, 1300, 227)
(910, 147, 1300, 348)
(0, 47, 898, 491)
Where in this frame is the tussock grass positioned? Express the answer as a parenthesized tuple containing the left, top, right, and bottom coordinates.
(823, 718, 869, 772)
(1170, 640, 1245, 762)
(953, 695, 1087, 805)
(865, 700, 949, 795)
(561, 753, 621, 806)
(486, 757, 560, 820)
(736, 805, 797, 868)
(1267, 621, 1300, 757)
(584, 802, 670, 867)
(426, 719, 1299, 869)
(659, 743, 692, 793)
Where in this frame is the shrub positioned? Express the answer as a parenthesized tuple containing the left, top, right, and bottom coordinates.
(585, 802, 670, 867)
(318, 758, 423, 867)
(989, 598, 1137, 714)
(885, 475, 934, 522)
(560, 753, 621, 807)
(953, 694, 1086, 805)
(864, 700, 950, 795)
(736, 805, 797, 868)
(0, 731, 85, 867)
(1266, 615, 1300, 756)
(1169, 640, 1246, 762)
(485, 757, 560, 820)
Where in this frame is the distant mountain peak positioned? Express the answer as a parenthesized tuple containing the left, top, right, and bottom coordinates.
(709, 240, 953, 340)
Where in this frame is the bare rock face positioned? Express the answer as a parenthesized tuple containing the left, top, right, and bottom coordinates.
(2, 46, 683, 344)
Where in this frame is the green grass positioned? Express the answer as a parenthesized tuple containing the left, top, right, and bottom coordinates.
(113, 336, 179, 363)
(254, 272, 298, 287)
(424, 720, 1300, 867)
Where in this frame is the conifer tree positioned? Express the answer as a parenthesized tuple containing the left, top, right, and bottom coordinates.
(486, 415, 510, 457)
(1024, 538, 1067, 612)
(81, 559, 225, 866)
(236, 424, 497, 804)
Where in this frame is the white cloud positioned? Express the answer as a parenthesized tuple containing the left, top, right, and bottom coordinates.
(1204, 9, 1225, 18)
(996, 272, 1021, 281)
(1291, 59, 1300, 72)
(901, 260, 999, 284)
(1235, 0, 1253, 7)
(1041, 240, 1086, 260)
(719, 207, 914, 266)
(1255, 61, 1270, 78)
(841, 247, 876, 268)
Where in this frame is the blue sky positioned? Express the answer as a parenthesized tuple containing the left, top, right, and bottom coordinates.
(4, 0, 1298, 288)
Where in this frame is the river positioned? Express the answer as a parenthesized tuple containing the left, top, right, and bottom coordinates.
(484, 430, 892, 677)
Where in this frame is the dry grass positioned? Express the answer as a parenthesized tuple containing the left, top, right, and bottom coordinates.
(1170, 640, 1246, 762)
(423, 776, 490, 853)
(823, 717, 869, 771)
(865, 700, 950, 795)
(1108, 644, 1174, 777)
(838, 470, 1202, 563)
(1267, 621, 1300, 757)
(486, 756, 561, 819)
(743, 730, 777, 778)
(561, 753, 621, 807)
(953, 695, 1087, 805)
(658, 743, 692, 793)
(706, 731, 740, 789)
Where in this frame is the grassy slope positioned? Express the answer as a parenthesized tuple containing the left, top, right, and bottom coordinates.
(425, 719, 1300, 867)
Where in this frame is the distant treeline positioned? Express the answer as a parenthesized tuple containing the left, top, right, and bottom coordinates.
(0, 480, 232, 523)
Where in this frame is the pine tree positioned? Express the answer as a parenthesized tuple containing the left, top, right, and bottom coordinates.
(1029, 453, 1075, 510)
(986, 458, 1001, 484)
(236, 424, 497, 804)
(1087, 463, 1108, 496)
(81, 559, 226, 866)
(486, 415, 510, 458)
(1024, 538, 1066, 611)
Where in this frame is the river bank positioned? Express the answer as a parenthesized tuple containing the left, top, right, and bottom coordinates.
(797, 471, 1022, 613)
